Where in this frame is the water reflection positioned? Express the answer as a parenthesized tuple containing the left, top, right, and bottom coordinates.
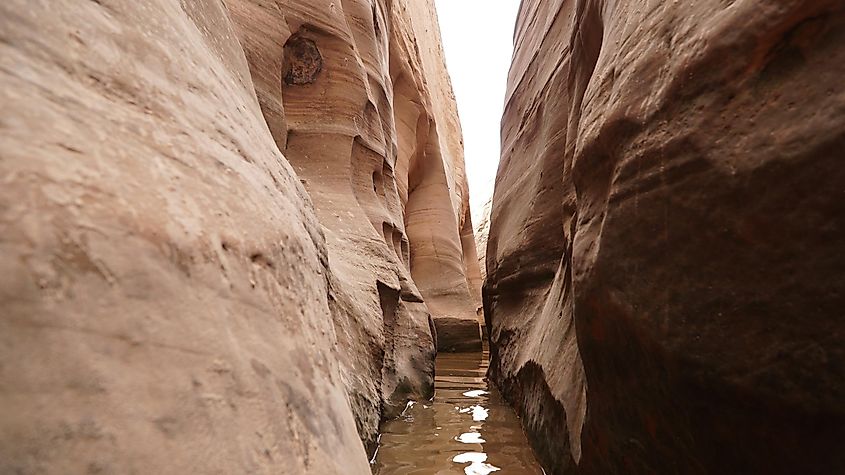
(452, 452, 500, 475)
(372, 347, 544, 474)
(456, 432, 485, 443)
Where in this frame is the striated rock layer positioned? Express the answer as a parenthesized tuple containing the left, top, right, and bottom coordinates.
(474, 198, 492, 283)
(0, 0, 479, 472)
(486, 0, 845, 474)
(474, 198, 492, 339)
(228, 0, 483, 443)
(0, 1, 369, 472)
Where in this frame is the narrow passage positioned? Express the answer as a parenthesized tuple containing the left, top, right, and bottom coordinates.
(372, 346, 544, 474)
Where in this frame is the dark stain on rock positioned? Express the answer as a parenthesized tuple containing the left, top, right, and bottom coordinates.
(153, 416, 179, 438)
(372, 4, 381, 36)
(249, 252, 275, 269)
(283, 33, 322, 86)
(250, 358, 271, 378)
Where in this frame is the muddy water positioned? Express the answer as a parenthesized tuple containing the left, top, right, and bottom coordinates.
(372, 347, 544, 474)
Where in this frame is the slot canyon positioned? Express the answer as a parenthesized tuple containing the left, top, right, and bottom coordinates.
(0, 1, 843, 475)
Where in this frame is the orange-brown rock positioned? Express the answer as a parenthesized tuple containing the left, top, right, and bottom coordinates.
(474, 198, 492, 283)
(228, 0, 482, 443)
(474, 198, 492, 338)
(0, 0, 479, 472)
(486, 0, 845, 474)
(0, 1, 369, 472)
(229, 0, 482, 367)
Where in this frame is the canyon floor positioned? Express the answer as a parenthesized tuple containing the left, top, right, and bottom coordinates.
(373, 345, 543, 474)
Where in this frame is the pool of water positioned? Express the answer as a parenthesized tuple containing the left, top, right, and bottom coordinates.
(372, 347, 544, 474)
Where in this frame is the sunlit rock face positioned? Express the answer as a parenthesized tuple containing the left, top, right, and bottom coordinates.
(486, 0, 845, 474)
(228, 0, 483, 446)
(0, 0, 479, 472)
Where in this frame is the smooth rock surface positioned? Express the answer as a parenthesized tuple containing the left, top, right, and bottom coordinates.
(0, 0, 480, 472)
(229, 0, 483, 394)
(486, 0, 845, 473)
(0, 1, 368, 473)
(474, 197, 492, 339)
(474, 198, 492, 283)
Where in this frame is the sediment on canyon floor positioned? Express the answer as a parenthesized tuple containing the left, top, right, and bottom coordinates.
(485, 0, 845, 474)
(0, 0, 481, 473)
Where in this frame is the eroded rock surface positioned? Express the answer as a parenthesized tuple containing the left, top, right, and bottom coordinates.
(228, 0, 483, 442)
(0, 1, 368, 473)
(486, 1, 845, 474)
(0, 0, 479, 472)
(474, 198, 492, 282)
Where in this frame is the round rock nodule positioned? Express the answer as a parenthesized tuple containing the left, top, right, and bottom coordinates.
(283, 34, 322, 85)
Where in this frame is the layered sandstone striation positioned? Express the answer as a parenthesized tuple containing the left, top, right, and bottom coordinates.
(229, 0, 482, 365)
(228, 0, 483, 442)
(0, 1, 368, 472)
(474, 198, 492, 282)
(0, 0, 479, 472)
(474, 198, 492, 338)
(486, 0, 845, 474)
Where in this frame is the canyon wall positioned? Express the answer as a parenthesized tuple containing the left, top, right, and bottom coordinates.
(0, 0, 478, 472)
(474, 198, 492, 282)
(230, 0, 482, 362)
(486, 0, 845, 474)
(474, 198, 492, 339)
(228, 1, 483, 444)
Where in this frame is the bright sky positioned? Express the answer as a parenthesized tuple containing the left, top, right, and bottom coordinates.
(434, 0, 522, 224)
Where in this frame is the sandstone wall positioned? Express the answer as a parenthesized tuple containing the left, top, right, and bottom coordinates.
(228, 0, 481, 370)
(0, 1, 369, 473)
(474, 198, 492, 282)
(486, 0, 845, 473)
(0, 0, 479, 472)
(474, 198, 492, 338)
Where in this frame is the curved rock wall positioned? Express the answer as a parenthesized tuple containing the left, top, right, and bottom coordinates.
(229, 0, 483, 444)
(0, 1, 369, 472)
(228, 0, 481, 366)
(0, 0, 479, 472)
(486, 0, 845, 473)
(474, 198, 492, 283)
(474, 198, 492, 338)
